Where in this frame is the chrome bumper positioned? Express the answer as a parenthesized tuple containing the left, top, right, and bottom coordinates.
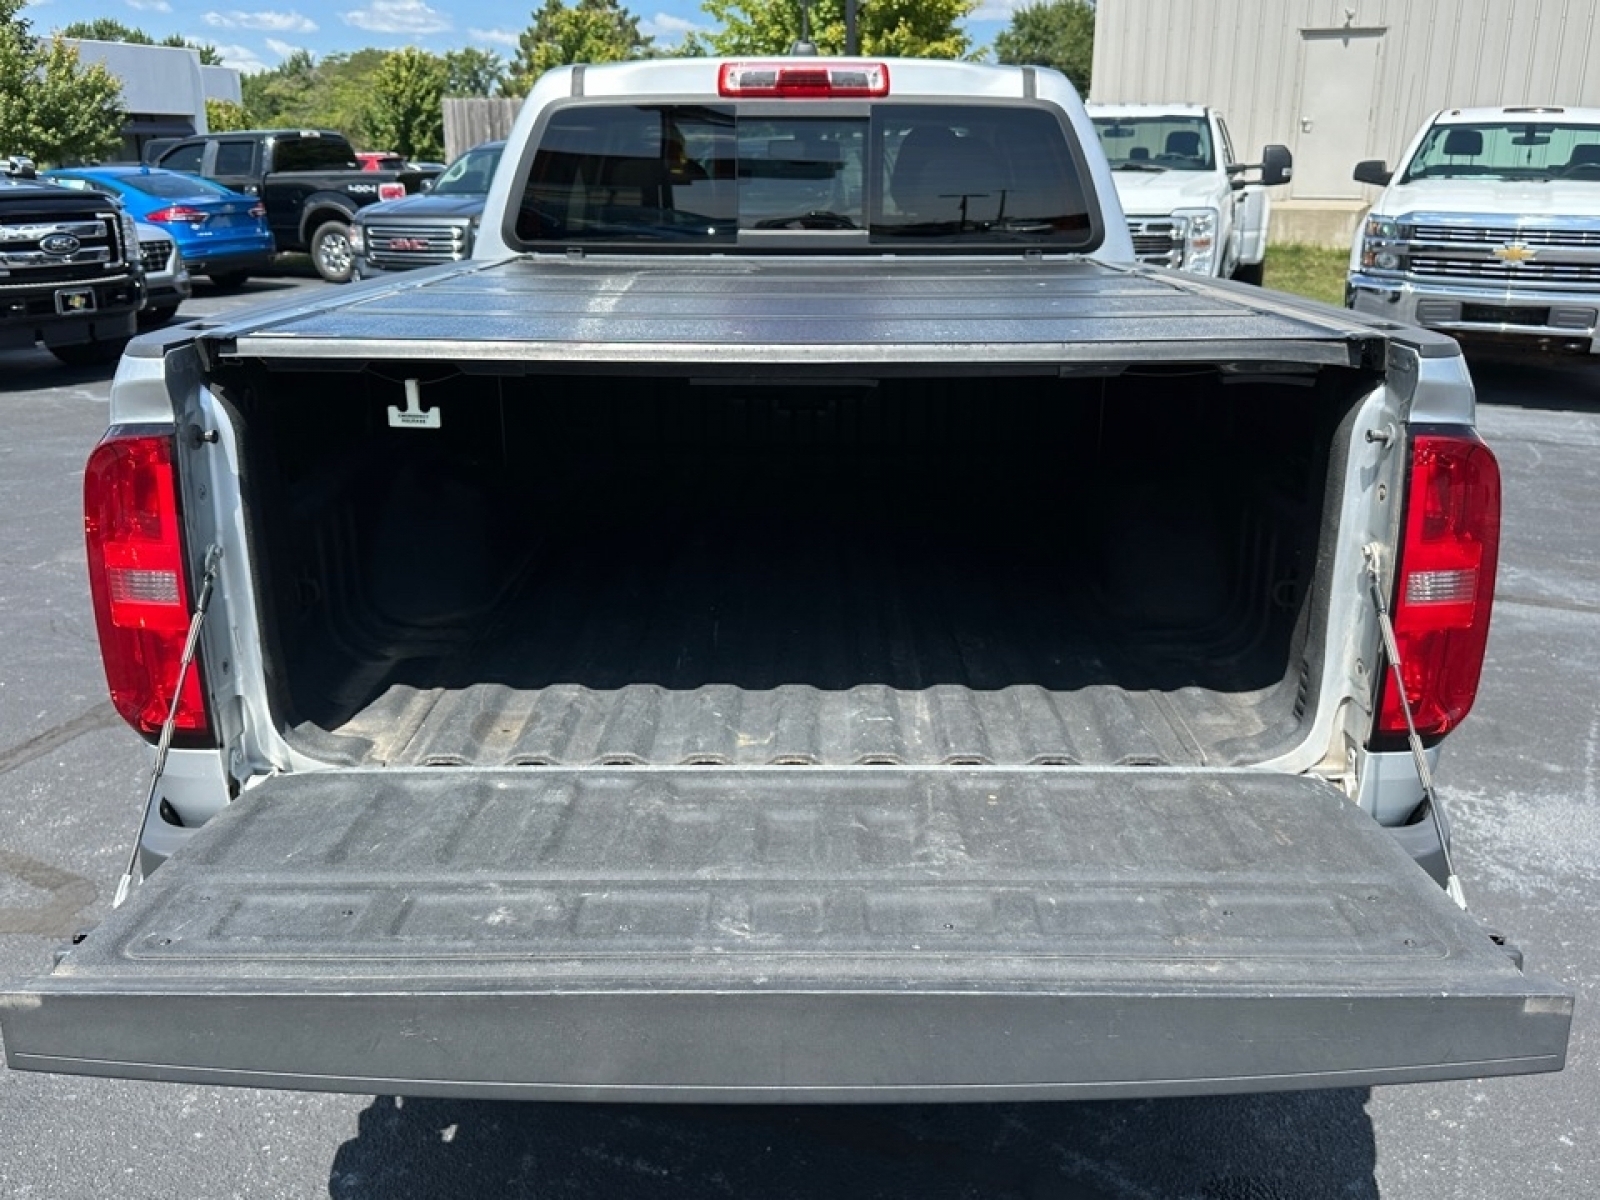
(1348, 271, 1600, 351)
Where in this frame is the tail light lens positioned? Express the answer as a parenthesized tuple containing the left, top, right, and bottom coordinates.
(145, 205, 209, 224)
(719, 61, 891, 97)
(84, 429, 213, 744)
(378, 182, 407, 201)
(1373, 427, 1501, 747)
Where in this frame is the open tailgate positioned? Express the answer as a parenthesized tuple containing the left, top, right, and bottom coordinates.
(1, 768, 1570, 1101)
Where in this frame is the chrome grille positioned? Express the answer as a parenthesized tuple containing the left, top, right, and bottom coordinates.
(0, 213, 123, 281)
(1410, 224, 1600, 249)
(1126, 218, 1181, 267)
(365, 220, 470, 267)
(1409, 256, 1600, 285)
(140, 238, 173, 273)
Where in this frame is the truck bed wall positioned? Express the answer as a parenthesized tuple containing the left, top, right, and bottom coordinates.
(212, 362, 1362, 769)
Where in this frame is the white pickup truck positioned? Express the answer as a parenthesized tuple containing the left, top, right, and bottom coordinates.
(0, 58, 1570, 1103)
(1348, 106, 1600, 352)
(1088, 103, 1291, 282)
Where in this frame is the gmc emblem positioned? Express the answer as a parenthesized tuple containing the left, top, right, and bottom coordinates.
(387, 237, 430, 251)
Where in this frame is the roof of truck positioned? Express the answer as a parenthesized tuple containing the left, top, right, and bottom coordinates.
(1085, 103, 1210, 117)
(1432, 105, 1600, 124)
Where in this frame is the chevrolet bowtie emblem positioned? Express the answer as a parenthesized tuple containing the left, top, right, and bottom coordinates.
(1491, 241, 1536, 264)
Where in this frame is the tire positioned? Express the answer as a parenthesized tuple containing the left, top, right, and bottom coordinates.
(1231, 260, 1266, 286)
(48, 337, 129, 367)
(138, 305, 179, 328)
(208, 270, 251, 290)
(309, 220, 355, 283)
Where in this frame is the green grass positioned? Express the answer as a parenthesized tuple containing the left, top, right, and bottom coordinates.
(1262, 243, 1349, 307)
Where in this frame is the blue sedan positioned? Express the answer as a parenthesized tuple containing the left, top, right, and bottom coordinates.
(43, 165, 276, 288)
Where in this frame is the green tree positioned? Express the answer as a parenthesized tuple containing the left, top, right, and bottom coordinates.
(445, 46, 505, 96)
(58, 18, 155, 44)
(2, 0, 123, 164)
(363, 47, 448, 160)
(205, 97, 251, 132)
(992, 0, 1094, 92)
(505, 0, 651, 95)
(160, 33, 225, 66)
(696, 0, 972, 59)
(240, 47, 392, 138)
(59, 19, 224, 65)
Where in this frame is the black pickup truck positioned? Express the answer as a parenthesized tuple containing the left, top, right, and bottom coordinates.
(0, 175, 142, 365)
(153, 129, 437, 282)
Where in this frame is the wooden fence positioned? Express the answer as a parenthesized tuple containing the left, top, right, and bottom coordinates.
(442, 98, 523, 162)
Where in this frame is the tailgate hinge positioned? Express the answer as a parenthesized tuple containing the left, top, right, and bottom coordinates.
(1363, 544, 1466, 909)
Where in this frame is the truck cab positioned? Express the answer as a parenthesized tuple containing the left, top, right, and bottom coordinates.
(1087, 103, 1291, 282)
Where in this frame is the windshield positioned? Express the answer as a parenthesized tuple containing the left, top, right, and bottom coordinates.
(514, 102, 1094, 250)
(1401, 121, 1600, 182)
(432, 144, 504, 196)
(1091, 116, 1215, 172)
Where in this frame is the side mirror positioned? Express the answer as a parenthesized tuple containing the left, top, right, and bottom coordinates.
(1353, 159, 1393, 186)
(1259, 144, 1293, 187)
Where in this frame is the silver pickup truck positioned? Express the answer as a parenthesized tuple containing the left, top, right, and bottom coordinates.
(0, 58, 1571, 1102)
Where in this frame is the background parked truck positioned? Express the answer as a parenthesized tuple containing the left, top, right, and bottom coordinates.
(153, 129, 438, 283)
(1088, 103, 1291, 282)
(1348, 105, 1600, 354)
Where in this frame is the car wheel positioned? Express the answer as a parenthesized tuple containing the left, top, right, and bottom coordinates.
(208, 271, 251, 290)
(49, 338, 129, 367)
(309, 221, 355, 283)
(1231, 260, 1265, 286)
(138, 305, 179, 328)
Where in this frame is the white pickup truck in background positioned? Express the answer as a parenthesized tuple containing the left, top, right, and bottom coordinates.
(1348, 106, 1600, 354)
(1087, 103, 1292, 283)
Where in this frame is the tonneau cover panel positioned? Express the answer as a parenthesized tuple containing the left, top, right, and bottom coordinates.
(1, 768, 1570, 1100)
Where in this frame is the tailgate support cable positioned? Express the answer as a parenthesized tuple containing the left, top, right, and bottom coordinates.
(112, 544, 223, 910)
(1364, 545, 1467, 909)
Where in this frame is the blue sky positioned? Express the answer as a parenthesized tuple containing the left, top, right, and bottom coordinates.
(26, 0, 1021, 74)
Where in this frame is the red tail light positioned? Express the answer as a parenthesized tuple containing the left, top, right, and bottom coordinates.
(84, 429, 213, 744)
(719, 61, 890, 98)
(248, 202, 266, 219)
(378, 182, 407, 201)
(1373, 427, 1501, 747)
(145, 205, 209, 224)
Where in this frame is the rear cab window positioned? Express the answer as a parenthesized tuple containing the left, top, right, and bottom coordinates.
(511, 101, 1100, 253)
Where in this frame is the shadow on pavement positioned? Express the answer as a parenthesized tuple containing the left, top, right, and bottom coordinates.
(328, 1090, 1378, 1200)
(1464, 347, 1600, 413)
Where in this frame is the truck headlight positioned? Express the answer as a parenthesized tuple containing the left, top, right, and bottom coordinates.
(349, 223, 366, 256)
(1361, 215, 1406, 272)
(119, 213, 140, 264)
(1173, 207, 1219, 274)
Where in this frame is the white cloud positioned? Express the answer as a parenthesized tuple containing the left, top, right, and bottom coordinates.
(467, 26, 518, 48)
(264, 36, 304, 56)
(203, 9, 319, 32)
(209, 41, 272, 73)
(127, 0, 175, 13)
(343, 0, 450, 34)
(641, 12, 706, 38)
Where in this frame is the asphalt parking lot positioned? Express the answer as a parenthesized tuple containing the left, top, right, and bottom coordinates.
(0, 274, 1594, 1198)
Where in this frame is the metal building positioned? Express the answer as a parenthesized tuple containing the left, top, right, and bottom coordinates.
(63, 40, 243, 162)
(1090, 0, 1600, 243)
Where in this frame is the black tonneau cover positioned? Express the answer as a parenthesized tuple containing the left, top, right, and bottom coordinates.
(192, 256, 1409, 368)
(1, 768, 1570, 1100)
